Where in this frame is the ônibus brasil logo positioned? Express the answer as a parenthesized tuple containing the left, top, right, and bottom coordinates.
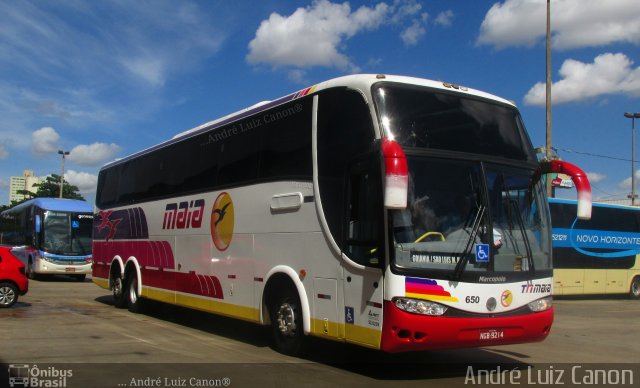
(210, 192, 234, 251)
(8, 364, 73, 387)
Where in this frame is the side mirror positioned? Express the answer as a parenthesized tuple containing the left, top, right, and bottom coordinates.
(35, 214, 41, 233)
(539, 160, 592, 220)
(382, 139, 408, 209)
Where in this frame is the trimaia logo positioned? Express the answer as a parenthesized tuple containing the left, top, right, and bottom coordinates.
(521, 282, 552, 294)
(210, 192, 234, 252)
(8, 364, 73, 387)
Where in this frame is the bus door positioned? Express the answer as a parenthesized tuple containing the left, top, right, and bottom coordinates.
(342, 154, 385, 349)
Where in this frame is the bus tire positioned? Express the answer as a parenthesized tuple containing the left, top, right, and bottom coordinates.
(270, 287, 306, 356)
(112, 274, 128, 308)
(127, 273, 144, 313)
(73, 274, 86, 282)
(630, 277, 640, 300)
(27, 259, 38, 280)
(0, 282, 19, 308)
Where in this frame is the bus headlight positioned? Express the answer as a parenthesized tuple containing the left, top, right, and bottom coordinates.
(393, 297, 448, 316)
(528, 296, 553, 312)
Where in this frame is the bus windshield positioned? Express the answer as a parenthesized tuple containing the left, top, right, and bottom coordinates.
(41, 211, 93, 256)
(374, 82, 551, 279)
(373, 82, 536, 162)
(391, 158, 551, 277)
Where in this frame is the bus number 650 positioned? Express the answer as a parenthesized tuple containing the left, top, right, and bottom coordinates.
(465, 296, 480, 304)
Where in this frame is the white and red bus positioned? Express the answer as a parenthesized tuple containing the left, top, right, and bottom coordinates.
(92, 74, 591, 355)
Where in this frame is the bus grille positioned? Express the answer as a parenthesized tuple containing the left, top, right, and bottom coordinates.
(44, 258, 89, 266)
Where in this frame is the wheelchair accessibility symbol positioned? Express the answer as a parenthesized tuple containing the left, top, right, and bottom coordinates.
(475, 244, 490, 262)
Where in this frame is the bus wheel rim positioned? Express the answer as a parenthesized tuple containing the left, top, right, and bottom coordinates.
(129, 279, 138, 304)
(276, 303, 297, 337)
(633, 280, 640, 296)
(113, 277, 123, 298)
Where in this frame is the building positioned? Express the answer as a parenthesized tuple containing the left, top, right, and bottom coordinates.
(9, 170, 42, 203)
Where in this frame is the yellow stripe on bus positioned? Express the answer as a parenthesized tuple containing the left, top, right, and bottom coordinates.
(93, 277, 109, 289)
(142, 286, 260, 323)
(309, 318, 381, 349)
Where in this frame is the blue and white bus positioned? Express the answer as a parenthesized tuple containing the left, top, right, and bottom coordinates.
(549, 198, 640, 298)
(0, 198, 93, 281)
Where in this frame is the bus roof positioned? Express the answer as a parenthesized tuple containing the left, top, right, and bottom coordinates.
(3, 198, 93, 214)
(101, 74, 516, 170)
(549, 197, 640, 211)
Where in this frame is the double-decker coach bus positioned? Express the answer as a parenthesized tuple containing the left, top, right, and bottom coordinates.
(0, 198, 93, 281)
(92, 74, 591, 355)
(550, 198, 640, 298)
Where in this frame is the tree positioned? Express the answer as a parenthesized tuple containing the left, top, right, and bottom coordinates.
(31, 174, 84, 200)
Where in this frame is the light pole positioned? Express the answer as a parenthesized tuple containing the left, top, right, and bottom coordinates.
(545, 0, 553, 197)
(58, 149, 69, 198)
(625, 113, 640, 206)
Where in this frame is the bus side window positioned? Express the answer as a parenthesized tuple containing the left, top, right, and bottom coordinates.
(317, 87, 378, 266)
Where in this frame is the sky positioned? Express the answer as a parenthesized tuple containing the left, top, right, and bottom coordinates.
(0, 0, 639, 206)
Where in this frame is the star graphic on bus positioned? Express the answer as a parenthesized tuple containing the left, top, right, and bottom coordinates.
(96, 210, 122, 241)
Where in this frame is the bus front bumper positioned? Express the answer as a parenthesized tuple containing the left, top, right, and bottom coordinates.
(380, 300, 553, 353)
(36, 260, 92, 275)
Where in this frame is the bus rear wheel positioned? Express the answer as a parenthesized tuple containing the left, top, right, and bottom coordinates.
(270, 289, 305, 356)
(127, 273, 144, 313)
(112, 275, 127, 308)
(630, 277, 640, 300)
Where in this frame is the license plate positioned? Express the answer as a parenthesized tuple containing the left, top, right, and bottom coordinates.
(65, 267, 76, 273)
(479, 329, 504, 340)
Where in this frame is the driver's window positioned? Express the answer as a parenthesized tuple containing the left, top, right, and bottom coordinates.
(345, 155, 383, 266)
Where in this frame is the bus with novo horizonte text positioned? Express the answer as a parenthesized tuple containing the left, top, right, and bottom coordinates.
(550, 198, 640, 298)
(92, 74, 592, 355)
(0, 197, 93, 281)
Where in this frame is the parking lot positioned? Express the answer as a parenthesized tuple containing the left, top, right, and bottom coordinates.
(1, 277, 639, 387)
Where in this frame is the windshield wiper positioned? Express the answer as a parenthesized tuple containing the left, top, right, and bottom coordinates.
(509, 199, 535, 273)
(452, 205, 486, 280)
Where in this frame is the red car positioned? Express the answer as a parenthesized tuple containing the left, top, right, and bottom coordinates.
(0, 246, 29, 308)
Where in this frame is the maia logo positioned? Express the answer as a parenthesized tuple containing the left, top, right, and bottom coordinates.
(162, 199, 205, 230)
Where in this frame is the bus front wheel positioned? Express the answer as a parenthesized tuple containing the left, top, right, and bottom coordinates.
(270, 289, 306, 356)
(27, 259, 38, 280)
(630, 277, 640, 300)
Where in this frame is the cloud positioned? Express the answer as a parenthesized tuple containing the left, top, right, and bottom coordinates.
(247, 0, 389, 71)
(32, 127, 60, 155)
(65, 169, 98, 194)
(0, 2, 225, 89)
(477, 0, 640, 50)
(617, 169, 640, 190)
(68, 143, 122, 167)
(401, 16, 427, 47)
(524, 53, 640, 105)
(247, 0, 442, 70)
(434, 10, 454, 27)
(586, 172, 606, 184)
